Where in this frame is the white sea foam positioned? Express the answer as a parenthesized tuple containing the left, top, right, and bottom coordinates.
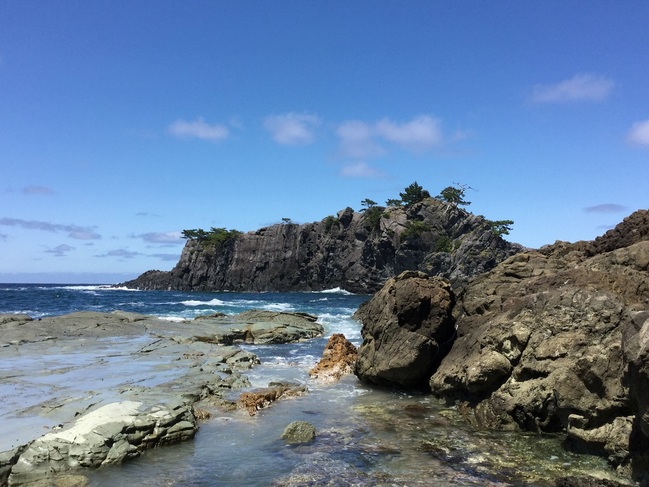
(158, 316, 187, 322)
(181, 298, 226, 306)
(319, 287, 354, 295)
(261, 302, 295, 312)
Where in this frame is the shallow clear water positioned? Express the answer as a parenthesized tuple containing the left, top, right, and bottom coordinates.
(0, 285, 625, 486)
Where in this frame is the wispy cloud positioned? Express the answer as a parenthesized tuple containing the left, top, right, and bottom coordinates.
(627, 119, 649, 146)
(336, 120, 385, 160)
(340, 161, 385, 179)
(530, 74, 614, 103)
(22, 185, 55, 196)
(264, 113, 321, 146)
(96, 249, 142, 259)
(45, 244, 75, 257)
(168, 117, 230, 141)
(0, 217, 101, 240)
(584, 203, 628, 214)
(150, 253, 181, 261)
(135, 231, 183, 244)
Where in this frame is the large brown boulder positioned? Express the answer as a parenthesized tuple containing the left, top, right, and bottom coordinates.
(429, 210, 649, 479)
(353, 271, 456, 388)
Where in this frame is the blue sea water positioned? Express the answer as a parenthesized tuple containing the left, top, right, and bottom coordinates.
(0, 284, 619, 486)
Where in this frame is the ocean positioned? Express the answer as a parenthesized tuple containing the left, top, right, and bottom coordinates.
(0, 284, 618, 486)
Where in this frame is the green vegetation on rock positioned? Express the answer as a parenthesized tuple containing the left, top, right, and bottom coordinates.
(181, 227, 242, 246)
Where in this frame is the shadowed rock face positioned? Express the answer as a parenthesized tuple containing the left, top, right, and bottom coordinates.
(354, 271, 456, 389)
(122, 199, 522, 294)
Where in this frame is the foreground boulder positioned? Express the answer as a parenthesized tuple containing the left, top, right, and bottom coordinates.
(354, 271, 456, 388)
(9, 400, 194, 485)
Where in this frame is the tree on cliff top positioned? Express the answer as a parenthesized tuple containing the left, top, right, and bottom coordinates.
(399, 181, 431, 207)
(437, 184, 472, 207)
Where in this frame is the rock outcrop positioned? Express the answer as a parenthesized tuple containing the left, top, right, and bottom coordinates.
(354, 271, 456, 388)
(308, 334, 358, 382)
(123, 199, 522, 294)
(9, 400, 195, 486)
(353, 210, 649, 482)
(0, 310, 325, 485)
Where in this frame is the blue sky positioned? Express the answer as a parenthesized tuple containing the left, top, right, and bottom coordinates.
(1, 1, 648, 283)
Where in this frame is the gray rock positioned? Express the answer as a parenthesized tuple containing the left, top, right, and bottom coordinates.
(193, 310, 324, 344)
(281, 421, 316, 444)
(354, 271, 456, 388)
(9, 400, 195, 485)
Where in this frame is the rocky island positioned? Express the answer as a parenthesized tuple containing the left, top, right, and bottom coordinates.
(122, 184, 522, 294)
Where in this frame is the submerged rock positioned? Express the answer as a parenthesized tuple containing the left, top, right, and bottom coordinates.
(281, 421, 316, 444)
(308, 333, 357, 382)
(354, 271, 456, 388)
(238, 382, 308, 416)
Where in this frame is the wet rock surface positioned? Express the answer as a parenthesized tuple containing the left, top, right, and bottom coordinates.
(0, 310, 320, 485)
(308, 333, 358, 382)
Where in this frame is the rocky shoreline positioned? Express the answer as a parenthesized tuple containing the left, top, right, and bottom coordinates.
(354, 209, 649, 485)
(0, 310, 323, 486)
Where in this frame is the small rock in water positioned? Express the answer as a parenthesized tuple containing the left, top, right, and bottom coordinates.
(281, 421, 316, 444)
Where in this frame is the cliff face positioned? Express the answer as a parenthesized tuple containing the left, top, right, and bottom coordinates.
(124, 199, 522, 294)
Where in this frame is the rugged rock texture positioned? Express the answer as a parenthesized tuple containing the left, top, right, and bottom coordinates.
(425, 210, 649, 480)
(193, 310, 323, 344)
(281, 421, 316, 444)
(238, 382, 308, 416)
(353, 210, 649, 482)
(123, 199, 522, 294)
(308, 334, 358, 382)
(9, 400, 195, 486)
(0, 310, 325, 485)
(354, 271, 456, 388)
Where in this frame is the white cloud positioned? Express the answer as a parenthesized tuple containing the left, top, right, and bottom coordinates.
(375, 115, 443, 152)
(627, 119, 649, 146)
(530, 74, 614, 103)
(335, 115, 449, 162)
(168, 117, 229, 141)
(264, 113, 321, 146)
(339, 161, 385, 178)
(336, 120, 385, 159)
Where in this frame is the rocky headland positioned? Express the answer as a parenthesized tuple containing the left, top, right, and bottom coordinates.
(122, 196, 522, 294)
(354, 209, 649, 485)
